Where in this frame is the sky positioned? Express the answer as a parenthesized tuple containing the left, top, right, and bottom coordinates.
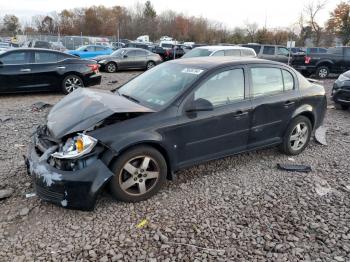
(0, 0, 340, 29)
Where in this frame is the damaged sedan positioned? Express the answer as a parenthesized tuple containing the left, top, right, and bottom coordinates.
(26, 57, 327, 210)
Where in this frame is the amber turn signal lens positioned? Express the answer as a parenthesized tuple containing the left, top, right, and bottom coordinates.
(75, 139, 84, 153)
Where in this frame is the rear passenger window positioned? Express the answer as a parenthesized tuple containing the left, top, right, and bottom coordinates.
(251, 68, 283, 97)
(263, 46, 275, 55)
(95, 46, 106, 51)
(194, 69, 245, 107)
(225, 49, 241, 56)
(212, 50, 225, 56)
(34, 52, 58, 63)
(282, 70, 294, 90)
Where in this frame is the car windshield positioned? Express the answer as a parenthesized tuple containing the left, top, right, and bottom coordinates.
(182, 48, 212, 58)
(111, 49, 127, 56)
(77, 46, 88, 51)
(118, 63, 206, 110)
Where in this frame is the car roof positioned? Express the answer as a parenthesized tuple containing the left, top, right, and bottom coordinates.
(2, 48, 68, 53)
(196, 45, 253, 51)
(168, 56, 286, 69)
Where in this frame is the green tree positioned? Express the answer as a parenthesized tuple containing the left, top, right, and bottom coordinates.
(3, 15, 20, 35)
(327, 2, 350, 45)
(143, 1, 156, 19)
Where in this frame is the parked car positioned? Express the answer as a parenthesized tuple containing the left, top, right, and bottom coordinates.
(66, 45, 113, 59)
(125, 42, 150, 50)
(150, 45, 185, 61)
(24, 40, 52, 49)
(241, 44, 290, 63)
(0, 48, 101, 94)
(332, 70, 350, 110)
(26, 57, 327, 210)
(95, 48, 162, 72)
(182, 45, 256, 59)
(291, 46, 350, 79)
(289, 47, 305, 55)
(0, 42, 12, 52)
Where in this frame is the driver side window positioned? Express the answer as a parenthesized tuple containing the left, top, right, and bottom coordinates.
(194, 68, 245, 108)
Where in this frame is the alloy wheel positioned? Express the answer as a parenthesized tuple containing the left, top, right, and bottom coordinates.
(64, 76, 83, 93)
(107, 63, 116, 73)
(147, 62, 155, 70)
(119, 155, 160, 196)
(318, 68, 328, 78)
(289, 123, 309, 151)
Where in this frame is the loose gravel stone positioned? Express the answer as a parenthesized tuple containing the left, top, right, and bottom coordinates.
(0, 188, 13, 199)
(0, 75, 349, 261)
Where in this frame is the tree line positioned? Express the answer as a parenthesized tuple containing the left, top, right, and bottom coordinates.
(1, 0, 349, 46)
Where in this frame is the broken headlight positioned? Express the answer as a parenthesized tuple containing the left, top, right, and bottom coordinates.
(51, 134, 97, 160)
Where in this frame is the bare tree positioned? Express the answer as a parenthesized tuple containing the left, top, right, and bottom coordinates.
(304, 0, 327, 46)
(244, 21, 258, 43)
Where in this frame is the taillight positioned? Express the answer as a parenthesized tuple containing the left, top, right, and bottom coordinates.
(87, 64, 99, 73)
(304, 56, 311, 64)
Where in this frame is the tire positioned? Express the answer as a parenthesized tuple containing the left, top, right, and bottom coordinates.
(109, 146, 167, 202)
(301, 70, 312, 77)
(62, 74, 84, 94)
(105, 62, 117, 73)
(315, 66, 329, 79)
(146, 61, 156, 70)
(280, 116, 312, 155)
(335, 103, 349, 110)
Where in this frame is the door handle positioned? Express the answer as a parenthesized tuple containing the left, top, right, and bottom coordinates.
(20, 68, 31, 72)
(284, 101, 295, 107)
(234, 110, 249, 118)
(57, 66, 66, 70)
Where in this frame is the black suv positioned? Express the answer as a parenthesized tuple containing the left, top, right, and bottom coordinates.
(26, 57, 327, 210)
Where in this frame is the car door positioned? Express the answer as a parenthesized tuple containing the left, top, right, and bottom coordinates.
(25, 51, 62, 91)
(276, 46, 290, 64)
(133, 50, 148, 68)
(0, 50, 31, 93)
(95, 46, 109, 57)
(248, 65, 299, 148)
(175, 67, 252, 167)
(119, 50, 136, 69)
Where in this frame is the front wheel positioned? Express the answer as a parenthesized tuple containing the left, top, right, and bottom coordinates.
(280, 116, 312, 155)
(105, 62, 117, 73)
(62, 75, 84, 94)
(146, 61, 156, 70)
(109, 146, 167, 202)
(335, 103, 349, 110)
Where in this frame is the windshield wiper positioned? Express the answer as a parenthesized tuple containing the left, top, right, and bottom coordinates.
(121, 93, 140, 104)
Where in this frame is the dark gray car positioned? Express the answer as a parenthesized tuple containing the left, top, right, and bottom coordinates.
(95, 48, 162, 73)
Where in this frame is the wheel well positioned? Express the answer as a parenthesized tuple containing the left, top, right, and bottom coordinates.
(298, 111, 315, 129)
(317, 62, 332, 70)
(107, 142, 173, 180)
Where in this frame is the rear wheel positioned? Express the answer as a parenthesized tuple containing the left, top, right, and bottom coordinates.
(62, 75, 84, 94)
(280, 116, 312, 155)
(316, 66, 329, 79)
(335, 103, 349, 110)
(146, 61, 156, 70)
(109, 146, 167, 202)
(105, 62, 117, 73)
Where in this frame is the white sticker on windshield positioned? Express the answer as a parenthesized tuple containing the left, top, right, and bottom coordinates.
(182, 68, 204, 75)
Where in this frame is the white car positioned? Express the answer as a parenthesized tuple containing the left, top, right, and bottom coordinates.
(182, 45, 257, 59)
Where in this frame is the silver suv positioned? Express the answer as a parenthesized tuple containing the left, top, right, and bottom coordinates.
(241, 44, 290, 63)
(182, 45, 256, 59)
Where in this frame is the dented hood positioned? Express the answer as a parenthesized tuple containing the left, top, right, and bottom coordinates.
(47, 88, 154, 139)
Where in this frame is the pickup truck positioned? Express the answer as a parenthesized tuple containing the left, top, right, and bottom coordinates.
(291, 46, 350, 79)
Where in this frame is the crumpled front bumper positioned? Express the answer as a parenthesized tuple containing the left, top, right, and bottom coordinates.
(332, 81, 350, 105)
(25, 137, 115, 211)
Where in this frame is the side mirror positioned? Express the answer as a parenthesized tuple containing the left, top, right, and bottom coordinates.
(123, 54, 128, 58)
(84, 49, 88, 52)
(186, 98, 214, 113)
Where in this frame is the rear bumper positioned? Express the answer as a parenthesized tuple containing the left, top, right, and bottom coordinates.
(25, 138, 114, 210)
(84, 73, 102, 87)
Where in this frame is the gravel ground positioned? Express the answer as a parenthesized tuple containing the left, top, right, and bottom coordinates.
(0, 72, 349, 261)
